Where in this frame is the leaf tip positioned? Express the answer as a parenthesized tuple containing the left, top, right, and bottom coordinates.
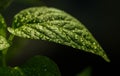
(7, 27, 15, 35)
(103, 54, 110, 62)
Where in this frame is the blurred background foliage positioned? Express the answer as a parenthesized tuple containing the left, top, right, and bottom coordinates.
(0, 0, 13, 12)
(0, 0, 119, 76)
(76, 67, 92, 76)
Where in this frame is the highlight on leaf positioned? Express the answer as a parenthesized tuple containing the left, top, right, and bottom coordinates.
(8, 6, 110, 62)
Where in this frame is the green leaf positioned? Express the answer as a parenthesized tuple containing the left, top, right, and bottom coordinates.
(0, 67, 25, 76)
(76, 67, 92, 76)
(0, 36, 10, 50)
(0, 14, 9, 50)
(8, 7, 110, 62)
(0, 56, 61, 76)
(20, 55, 61, 76)
(0, 14, 7, 37)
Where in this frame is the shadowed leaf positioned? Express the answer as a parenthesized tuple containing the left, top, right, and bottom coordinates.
(20, 55, 61, 76)
(0, 67, 25, 76)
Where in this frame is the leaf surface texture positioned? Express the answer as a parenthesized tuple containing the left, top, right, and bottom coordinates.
(8, 7, 110, 62)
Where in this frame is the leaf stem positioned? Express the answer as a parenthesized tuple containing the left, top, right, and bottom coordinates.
(2, 49, 8, 67)
(8, 34, 14, 45)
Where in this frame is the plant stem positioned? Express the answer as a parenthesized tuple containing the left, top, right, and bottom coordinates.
(2, 34, 14, 67)
(8, 34, 14, 45)
(2, 49, 7, 67)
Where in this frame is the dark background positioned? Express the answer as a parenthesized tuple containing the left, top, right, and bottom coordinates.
(1, 0, 120, 76)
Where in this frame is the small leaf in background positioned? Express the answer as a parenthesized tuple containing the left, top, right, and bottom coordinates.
(20, 55, 61, 76)
(8, 7, 110, 62)
(0, 67, 25, 76)
(76, 67, 92, 76)
(0, 14, 9, 50)
(0, 0, 13, 12)
(0, 14, 7, 37)
(0, 36, 10, 50)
